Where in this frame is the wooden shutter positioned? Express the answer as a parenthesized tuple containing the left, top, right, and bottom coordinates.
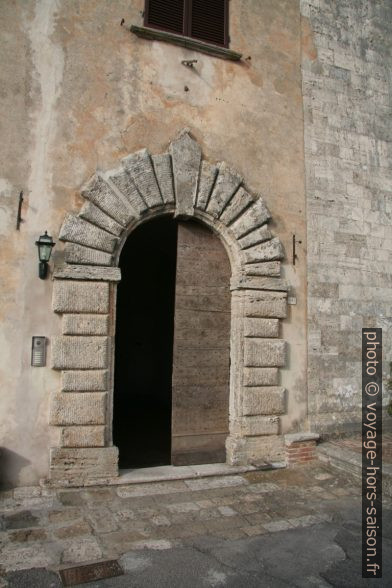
(145, 0, 185, 35)
(190, 0, 228, 47)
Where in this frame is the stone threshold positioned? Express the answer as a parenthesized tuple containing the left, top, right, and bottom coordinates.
(43, 461, 286, 488)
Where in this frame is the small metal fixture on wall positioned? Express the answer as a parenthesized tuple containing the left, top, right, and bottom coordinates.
(35, 231, 56, 279)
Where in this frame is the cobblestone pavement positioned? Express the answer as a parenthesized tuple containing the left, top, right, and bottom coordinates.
(0, 463, 391, 586)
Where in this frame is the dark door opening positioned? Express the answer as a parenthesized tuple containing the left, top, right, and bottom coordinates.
(114, 216, 231, 470)
(113, 216, 178, 469)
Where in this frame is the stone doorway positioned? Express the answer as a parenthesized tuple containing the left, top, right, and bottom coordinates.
(49, 131, 288, 486)
(113, 216, 231, 469)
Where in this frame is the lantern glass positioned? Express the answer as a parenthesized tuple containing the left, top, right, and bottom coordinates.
(36, 232, 55, 262)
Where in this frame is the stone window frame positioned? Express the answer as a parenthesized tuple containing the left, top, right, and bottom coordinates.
(49, 130, 288, 486)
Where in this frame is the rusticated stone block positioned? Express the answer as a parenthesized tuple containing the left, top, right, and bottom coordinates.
(152, 153, 175, 204)
(242, 387, 286, 416)
(243, 367, 279, 386)
(79, 201, 124, 237)
(233, 416, 280, 437)
(62, 370, 108, 391)
(238, 225, 272, 249)
(232, 276, 288, 291)
(206, 162, 242, 218)
(54, 265, 121, 282)
(195, 161, 218, 210)
(243, 261, 281, 277)
(51, 337, 109, 370)
(50, 393, 106, 425)
(122, 149, 163, 208)
(59, 214, 118, 253)
(61, 426, 106, 447)
(244, 291, 287, 319)
(49, 447, 118, 483)
(243, 238, 284, 264)
(230, 199, 271, 239)
(244, 318, 279, 338)
(226, 434, 284, 465)
(107, 167, 147, 215)
(53, 281, 109, 314)
(219, 187, 254, 226)
(62, 314, 109, 336)
(64, 243, 113, 267)
(170, 131, 201, 216)
(244, 339, 286, 367)
(81, 175, 135, 227)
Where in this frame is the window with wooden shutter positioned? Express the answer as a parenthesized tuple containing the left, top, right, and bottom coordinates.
(145, 0, 229, 48)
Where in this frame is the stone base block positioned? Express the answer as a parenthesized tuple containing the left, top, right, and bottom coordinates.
(226, 434, 284, 465)
(49, 447, 118, 485)
(232, 416, 280, 437)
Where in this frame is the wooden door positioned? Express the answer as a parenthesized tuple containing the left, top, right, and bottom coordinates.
(171, 221, 231, 465)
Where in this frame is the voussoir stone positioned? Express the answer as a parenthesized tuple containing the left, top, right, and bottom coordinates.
(195, 161, 218, 210)
(50, 392, 106, 425)
(122, 149, 163, 209)
(152, 153, 175, 204)
(82, 175, 135, 227)
(238, 225, 272, 249)
(170, 131, 201, 216)
(231, 275, 288, 291)
(242, 261, 281, 277)
(230, 198, 271, 239)
(79, 201, 124, 237)
(62, 314, 109, 336)
(243, 237, 284, 264)
(61, 426, 106, 447)
(51, 336, 109, 370)
(62, 370, 108, 391)
(219, 187, 254, 226)
(206, 162, 243, 218)
(242, 387, 286, 416)
(244, 339, 286, 367)
(59, 214, 118, 253)
(64, 243, 113, 267)
(53, 281, 109, 314)
(107, 167, 148, 215)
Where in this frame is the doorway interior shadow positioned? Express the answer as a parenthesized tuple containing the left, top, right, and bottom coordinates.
(113, 216, 178, 469)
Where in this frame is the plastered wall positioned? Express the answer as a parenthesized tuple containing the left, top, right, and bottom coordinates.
(1, 0, 307, 485)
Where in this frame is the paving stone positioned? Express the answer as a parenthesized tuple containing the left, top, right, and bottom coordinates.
(0, 544, 57, 572)
(116, 481, 187, 498)
(53, 520, 91, 539)
(61, 536, 102, 564)
(8, 528, 47, 543)
(262, 520, 294, 532)
(48, 509, 83, 524)
(151, 515, 171, 527)
(217, 506, 237, 517)
(184, 476, 248, 491)
(166, 502, 200, 514)
(3, 511, 39, 530)
(241, 525, 268, 537)
(85, 507, 119, 533)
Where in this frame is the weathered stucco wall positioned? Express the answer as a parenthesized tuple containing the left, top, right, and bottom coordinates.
(301, 0, 392, 434)
(0, 0, 307, 485)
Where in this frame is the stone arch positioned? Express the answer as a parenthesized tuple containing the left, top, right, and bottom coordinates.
(49, 130, 288, 486)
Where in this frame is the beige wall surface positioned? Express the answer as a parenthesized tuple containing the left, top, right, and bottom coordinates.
(0, 0, 307, 485)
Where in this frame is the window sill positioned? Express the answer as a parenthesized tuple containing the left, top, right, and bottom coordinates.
(130, 25, 242, 62)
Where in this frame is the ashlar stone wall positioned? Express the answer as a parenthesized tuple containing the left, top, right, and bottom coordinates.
(301, 0, 392, 433)
(50, 131, 289, 485)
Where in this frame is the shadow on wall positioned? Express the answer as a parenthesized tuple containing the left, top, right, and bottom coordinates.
(0, 448, 30, 490)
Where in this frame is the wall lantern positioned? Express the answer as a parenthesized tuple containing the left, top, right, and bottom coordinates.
(35, 231, 56, 279)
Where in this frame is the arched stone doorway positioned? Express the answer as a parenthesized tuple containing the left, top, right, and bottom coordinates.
(114, 216, 231, 469)
(49, 130, 288, 486)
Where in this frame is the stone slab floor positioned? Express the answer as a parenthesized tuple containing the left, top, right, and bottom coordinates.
(0, 464, 391, 587)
